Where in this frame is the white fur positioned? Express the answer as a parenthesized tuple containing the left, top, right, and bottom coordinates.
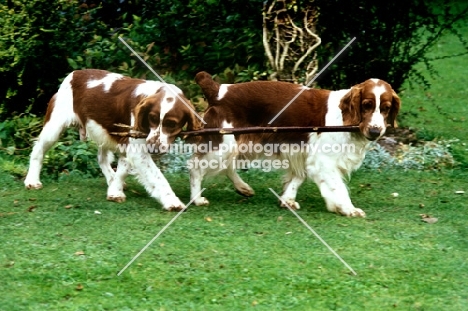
(369, 84, 387, 131)
(133, 81, 164, 97)
(145, 86, 177, 149)
(125, 138, 184, 208)
(87, 73, 123, 92)
(24, 72, 78, 189)
(217, 84, 231, 100)
(190, 121, 254, 206)
(325, 89, 350, 126)
(25, 71, 185, 211)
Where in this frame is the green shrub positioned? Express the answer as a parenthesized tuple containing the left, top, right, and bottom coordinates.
(0, 112, 101, 179)
(0, 110, 43, 156)
(68, 5, 266, 101)
(40, 129, 101, 179)
(0, 0, 106, 115)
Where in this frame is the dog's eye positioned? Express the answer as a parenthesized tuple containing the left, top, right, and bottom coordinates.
(163, 120, 177, 128)
(380, 102, 391, 113)
(362, 100, 373, 110)
(149, 113, 159, 124)
(149, 113, 159, 123)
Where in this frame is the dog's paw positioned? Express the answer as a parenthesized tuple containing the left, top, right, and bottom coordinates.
(347, 208, 366, 218)
(24, 181, 43, 190)
(163, 201, 186, 212)
(160, 195, 186, 211)
(279, 198, 301, 210)
(235, 185, 255, 197)
(337, 206, 366, 218)
(167, 204, 186, 212)
(107, 194, 126, 203)
(194, 197, 210, 206)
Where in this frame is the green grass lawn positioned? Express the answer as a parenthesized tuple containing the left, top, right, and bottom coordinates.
(0, 169, 467, 310)
(1, 20, 468, 311)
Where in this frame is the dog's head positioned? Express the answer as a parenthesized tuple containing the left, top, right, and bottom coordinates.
(339, 79, 401, 140)
(134, 85, 202, 152)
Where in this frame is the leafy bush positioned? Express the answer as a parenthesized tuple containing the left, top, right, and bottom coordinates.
(0, 112, 101, 179)
(2, 0, 467, 117)
(155, 138, 193, 174)
(40, 130, 101, 179)
(0, 110, 43, 156)
(0, 0, 106, 115)
(68, 1, 266, 100)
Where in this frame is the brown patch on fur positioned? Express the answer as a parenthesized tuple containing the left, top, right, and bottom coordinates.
(195, 71, 330, 151)
(183, 100, 204, 141)
(44, 94, 56, 124)
(196, 72, 400, 146)
(195, 72, 220, 100)
(71, 69, 141, 144)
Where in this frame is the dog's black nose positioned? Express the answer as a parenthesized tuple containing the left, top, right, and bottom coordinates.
(368, 127, 382, 139)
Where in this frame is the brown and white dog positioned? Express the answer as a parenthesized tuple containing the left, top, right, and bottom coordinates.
(24, 69, 201, 210)
(189, 71, 400, 217)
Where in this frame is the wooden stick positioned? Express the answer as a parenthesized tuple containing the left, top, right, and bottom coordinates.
(110, 125, 360, 139)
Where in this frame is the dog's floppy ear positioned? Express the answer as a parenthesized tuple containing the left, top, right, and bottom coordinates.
(133, 88, 164, 133)
(339, 85, 362, 126)
(133, 98, 153, 134)
(182, 100, 204, 143)
(186, 108, 203, 132)
(387, 89, 401, 128)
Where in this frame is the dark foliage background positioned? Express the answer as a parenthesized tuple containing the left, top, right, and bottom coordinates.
(0, 0, 467, 116)
(314, 0, 468, 90)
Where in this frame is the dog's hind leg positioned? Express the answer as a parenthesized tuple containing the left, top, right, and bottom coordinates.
(279, 171, 305, 210)
(107, 155, 129, 202)
(24, 114, 66, 189)
(25, 73, 78, 189)
(226, 164, 254, 197)
(189, 153, 211, 206)
(97, 147, 116, 186)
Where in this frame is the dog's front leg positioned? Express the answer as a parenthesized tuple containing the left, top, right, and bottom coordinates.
(127, 143, 184, 211)
(279, 172, 305, 210)
(310, 168, 365, 217)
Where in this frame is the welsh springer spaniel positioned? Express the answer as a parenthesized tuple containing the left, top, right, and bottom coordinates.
(189, 72, 400, 217)
(24, 69, 201, 210)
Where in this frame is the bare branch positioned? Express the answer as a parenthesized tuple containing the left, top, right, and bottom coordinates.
(292, 10, 321, 82)
(262, 11, 276, 72)
(279, 20, 297, 76)
(110, 125, 361, 139)
(262, 1, 321, 84)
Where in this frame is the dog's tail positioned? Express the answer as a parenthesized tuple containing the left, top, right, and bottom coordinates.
(195, 71, 220, 103)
